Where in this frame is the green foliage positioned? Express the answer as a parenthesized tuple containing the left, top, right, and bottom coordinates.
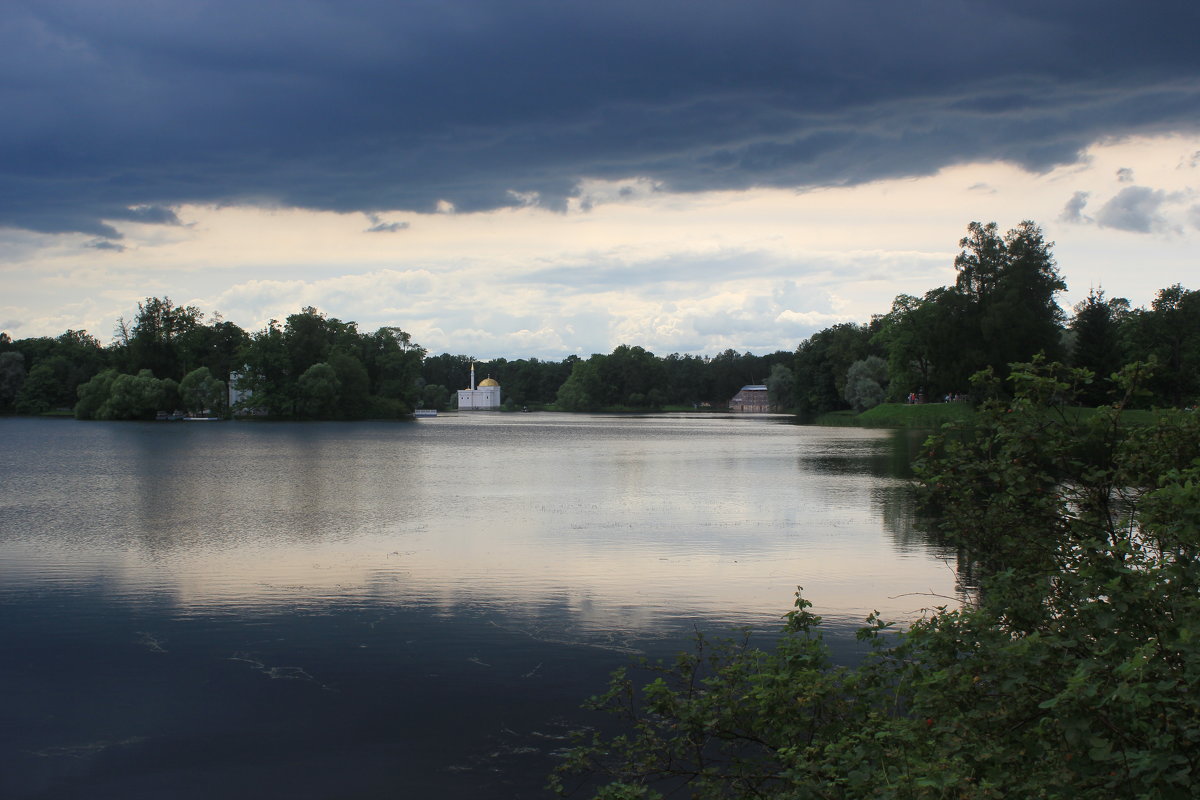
(554, 359, 1200, 799)
(96, 370, 179, 420)
(0, 351, 27, 412)
(420, 383, 451, 411)
(766, 363, 795, 411)
(843, 355, 888, 412)
(75, 369, 119, 419)
(557, 356, 605, 411)
(867, 221, 1065, 402)
(297, 362, 341, 418)
(872, 293, 939, 401)
(793, 322, 877, 417)
(365, 327, 424, 412)
(328, 352, 371, 419)
(14, 361, 61, 414)
(179, 366, 227, 415)
(853, 402, 976, 429)
(1126, 284, 1200, 407)
(233, 314, 424, 418)
(118, 296, 204, 379)
(1069, 288, 1131, 405)
(551, 347, 792, 411)
(363, 395, 409, 419)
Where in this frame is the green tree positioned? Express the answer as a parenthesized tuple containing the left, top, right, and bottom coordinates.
(793, 323, 875, 417)
(238, 320, 294, 416)
(948, 221, 1066, 387)
(283, 306, 360, 380)
(1127, 284, 1200, 407)
(952, 220, 1007, 304)
(328, 352, 371, 418)
(556, 356, 604, 411)
(0, 351, 25, 412)
(843, 355, 888, 411)
(420, 383, 451, 411)
(297, 362, 340, 418)
(179, 366, 227, 415)
(75, 369, 119, 419)
(1070, 288, 1131, 405)
(980, 221, 1067, 373)
(420, 353, 472, 394)
(14, 360, 61, 414)
(662, 353, 710, 406)
(121, 297, 204, 379)
(872, 293, 936, 400)
(97, 370, 179, 420)
(765, 363, 795, 411)
(599, 345, 666, 408)
(367, 327, 423, 411)
(3, 330, 108, 413)
(176, 316, 249, 381)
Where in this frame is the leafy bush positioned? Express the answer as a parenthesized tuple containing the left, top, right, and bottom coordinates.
(552, 359, 1200, 799)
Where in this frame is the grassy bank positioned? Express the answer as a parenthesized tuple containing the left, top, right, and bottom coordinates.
(810, 402, 976, 428)
(856, 402, 977, 427)
(813, 402, 1169, 429)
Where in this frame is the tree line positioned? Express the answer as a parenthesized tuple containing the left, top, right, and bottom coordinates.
(2, 220, 1197, 418)
(0, 302, 426, 420)
(796, 220, 1199, 416)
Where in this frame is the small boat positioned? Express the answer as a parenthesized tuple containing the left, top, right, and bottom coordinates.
(413, 409, 438, 418)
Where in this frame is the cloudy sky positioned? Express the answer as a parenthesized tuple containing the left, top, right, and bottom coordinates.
(3, 0, 1198, 359)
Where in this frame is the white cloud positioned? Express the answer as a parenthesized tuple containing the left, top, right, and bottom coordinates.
(1095, 186, 1171, 233)
(1059, 190, 1092, 224)
(3, 134, 1198, 356)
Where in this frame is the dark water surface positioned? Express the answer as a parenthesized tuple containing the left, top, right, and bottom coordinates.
(1, 414, 956, 799)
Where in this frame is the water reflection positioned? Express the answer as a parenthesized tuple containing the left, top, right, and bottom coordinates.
(2, 414, 966, 631)
(1, 414, 961, 799)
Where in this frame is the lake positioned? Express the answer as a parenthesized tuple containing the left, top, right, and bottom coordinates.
(0, 413, 958, 799)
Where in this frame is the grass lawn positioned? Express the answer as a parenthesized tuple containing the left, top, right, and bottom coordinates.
(812, 402, 1172, 429)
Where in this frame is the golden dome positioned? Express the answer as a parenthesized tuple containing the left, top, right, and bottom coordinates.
(478, 377, 500, 387)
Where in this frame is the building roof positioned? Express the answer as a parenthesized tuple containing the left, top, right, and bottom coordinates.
(478, 378, 500, 387)
(739, 385, 768, 391)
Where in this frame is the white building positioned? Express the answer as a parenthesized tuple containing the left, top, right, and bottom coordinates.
(457, 363, 501, 410)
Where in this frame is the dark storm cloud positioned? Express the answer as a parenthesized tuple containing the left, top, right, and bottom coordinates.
(3, 0, 1199, 238)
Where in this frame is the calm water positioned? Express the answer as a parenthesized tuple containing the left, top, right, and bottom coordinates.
(1, 413, 956, 799)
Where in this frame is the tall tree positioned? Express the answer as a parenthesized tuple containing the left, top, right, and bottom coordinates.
(1128, 284, 1200, 406)
(1070, 288, 1131, 404)
(946, 221, 1066, 389)
(872, 293, 939, 400)
(237, 320, 294, 416)
(123, 297, 204, 379)
(981, 221, 1067, 374)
